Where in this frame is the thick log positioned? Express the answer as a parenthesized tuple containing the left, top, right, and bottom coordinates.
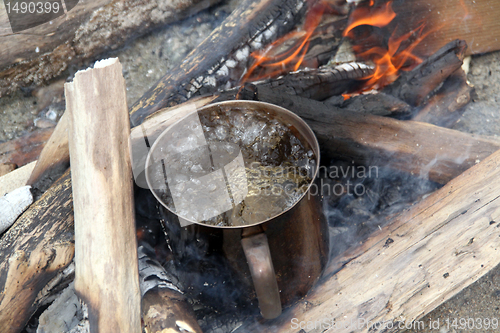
(236, 144, 500, 333)
(0, 127, 54, 167)
(66, 58, 141, 333)
(0, 168, 74, 333)
(413, 69, 474, 127)
(248, 88, 500, 184)
(383, 40, 466, 107)
(129, 0, 312, 126)
(0, 0, 221, 97)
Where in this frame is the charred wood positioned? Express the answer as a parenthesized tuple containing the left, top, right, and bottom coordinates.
(413, 69, 475, 127)
(129, 0, 314, 126)
(0, 168, 74, 333)
(138, 245, 202, 333)
(250, 62, 374, 101)
(383, 39, 467, 107)
(324, 91, 412, 117)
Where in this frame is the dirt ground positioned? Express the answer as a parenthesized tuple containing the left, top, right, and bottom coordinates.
(1, 1, 500, 332)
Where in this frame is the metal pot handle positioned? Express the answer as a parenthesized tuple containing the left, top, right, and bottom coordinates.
(241, 231, 282, 319)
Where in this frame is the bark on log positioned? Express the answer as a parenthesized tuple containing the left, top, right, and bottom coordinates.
(383, 40, 467, 107)
(0, 168, 74, 333)
(236, 146, 500, 333)
(66, 58, 141, 333)
(0, 0, 221, 97)
(129, 0, 312, 126)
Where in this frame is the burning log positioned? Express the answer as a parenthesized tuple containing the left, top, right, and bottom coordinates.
(66, 58, 141, 332)
(383, 39, 467, 107)
(129, 0, 313, 126)
(251, 62, 374, 101)
(0, 127, 54, 167)
(236, 146, 500, 333)
(0, 0, 222, 97)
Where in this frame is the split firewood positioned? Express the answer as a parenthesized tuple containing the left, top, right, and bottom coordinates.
(0, 127, 54, 167)
(129, 0, 313, 125)
(0, 168, 74, 333)
(26, 112, 70, 195)
(383, 39, 467, 107)
(0, 0, 222, 97)
(0, 185, 32, 234)
(413, 69, 475, 127)
(236, 145, 500, 333)
(66, 58, 141, 332)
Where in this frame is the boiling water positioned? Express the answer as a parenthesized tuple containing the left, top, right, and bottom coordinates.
(149, 106, 316, 226)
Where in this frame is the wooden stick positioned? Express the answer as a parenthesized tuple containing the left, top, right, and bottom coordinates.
(236, 147, 500, 333)
(0, 0, 221, 97)
(66, 58, 141, 333)
(26, 112, 70, 190)
(0, 168, 74, 333)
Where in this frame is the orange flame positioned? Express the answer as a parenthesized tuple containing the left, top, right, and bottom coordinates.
(241, 0, 328, 82)
(344, 0, 437, 90)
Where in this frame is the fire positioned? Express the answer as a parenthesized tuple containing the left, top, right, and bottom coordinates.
(241, 0, 328, 82)
(344, 0, 434, 90)
(241, 0, 437, 92)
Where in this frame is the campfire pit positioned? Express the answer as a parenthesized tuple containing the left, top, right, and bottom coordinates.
(1, 0, 500, 332)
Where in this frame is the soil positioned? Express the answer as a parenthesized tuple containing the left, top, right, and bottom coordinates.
(1, 0, 500, 332)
